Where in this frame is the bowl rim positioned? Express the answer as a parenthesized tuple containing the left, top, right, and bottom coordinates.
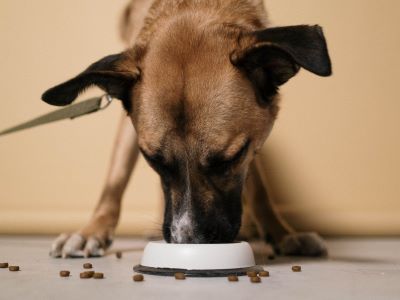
(139, 240, 256, 270)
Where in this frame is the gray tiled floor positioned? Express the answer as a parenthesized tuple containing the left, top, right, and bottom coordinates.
(0, 236, 399, 300)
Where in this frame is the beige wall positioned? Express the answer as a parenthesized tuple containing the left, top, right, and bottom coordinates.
(0, 0, 399, 236)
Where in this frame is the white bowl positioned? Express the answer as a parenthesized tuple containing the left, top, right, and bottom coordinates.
(139, 240, 256, 270)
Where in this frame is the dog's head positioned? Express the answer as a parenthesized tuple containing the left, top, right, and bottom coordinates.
(43, 23, 331, 243)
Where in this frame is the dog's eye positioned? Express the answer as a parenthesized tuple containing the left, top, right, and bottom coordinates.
(140, 149, 164, 166)
(207, 140, 250, 173)
(140, 148, 176, 174)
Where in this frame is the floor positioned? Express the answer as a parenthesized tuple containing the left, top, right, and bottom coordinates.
(0, 236, 399, 300)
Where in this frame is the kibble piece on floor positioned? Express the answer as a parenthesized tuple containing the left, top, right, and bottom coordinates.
(250, 276, 261, 283)
(133, 274, 144, 282)
(174, 272, 186, 280)
(259, 271, 269, 277)
(0, 262, 9, 268)
(59, 270, 70, 277)
(292, 265, 302, 272)
(9, 266, 19, 272)
(86, 271, 95, 277)
(116, 251, 122, 259)
(227, 275, 238, 282)
(93, 272, 104, 279)
(80, 272, 91, 279)
(246, 271, 258, 277)
(83, 263, 93, 269)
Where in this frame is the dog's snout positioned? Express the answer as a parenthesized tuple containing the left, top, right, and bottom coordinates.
(168, 208, 241, 244)
(162, 158, 244, 244)
(170, 212, 198, 243)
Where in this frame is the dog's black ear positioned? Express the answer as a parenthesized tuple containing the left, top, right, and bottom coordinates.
(231, 25, 332, 101)
(42, 51, 140, 110)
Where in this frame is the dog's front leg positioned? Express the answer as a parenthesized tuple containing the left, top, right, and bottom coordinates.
(245, 156, 328, 257)
(50, 113, 139, 258)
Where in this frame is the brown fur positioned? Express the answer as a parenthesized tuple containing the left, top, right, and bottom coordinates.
(126, 0, 284, 243)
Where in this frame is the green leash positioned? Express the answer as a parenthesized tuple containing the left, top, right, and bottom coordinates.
(0, 95, 113, 137)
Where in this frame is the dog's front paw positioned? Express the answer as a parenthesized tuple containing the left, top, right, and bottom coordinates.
(277, 232, 328, 257)
(50, 231, 113, 258)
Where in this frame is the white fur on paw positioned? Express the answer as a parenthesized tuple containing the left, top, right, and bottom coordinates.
(50, 233, 109, 258)
(278, 232, 328, 257)
(49, 233, 70, 258)
(84, 237, 105, 258)
(62, 234, 86, 258)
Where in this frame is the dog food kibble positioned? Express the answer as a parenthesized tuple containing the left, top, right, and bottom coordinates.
(227, 275, 238, 282)
(80, 272, 91, 279)
(292, 265, 302, 272)
(83, 263, 93, 269)
(250, 276, 261, 283)
(0, 262, 9, 268)
(87, 271, 95, 277)
(259, 271, 269, 277)
(133, 274, 144, 282)
(93, 272, 104, 279)
(174, 272, 186, 280)
(246, 271, 258, 277)
(9, 266, 20, 272)
(59, 270, 70, 277)
(116, 251, 122, 259)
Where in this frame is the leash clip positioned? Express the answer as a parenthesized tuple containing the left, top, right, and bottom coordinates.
(99, 94, 113, 110)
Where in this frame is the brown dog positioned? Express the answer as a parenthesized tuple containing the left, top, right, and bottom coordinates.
(43, 0, 331, 258)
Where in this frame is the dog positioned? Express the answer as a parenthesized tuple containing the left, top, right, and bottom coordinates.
(43, 0, 332, 258)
